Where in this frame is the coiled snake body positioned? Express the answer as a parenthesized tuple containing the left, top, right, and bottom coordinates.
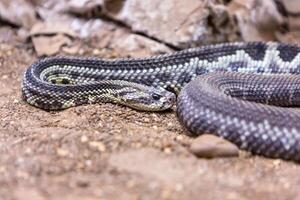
(22, 42, 300, 161)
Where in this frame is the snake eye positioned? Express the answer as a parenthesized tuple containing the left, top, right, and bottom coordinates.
(61, 78, 70, 84)
(152, 93, 161, 101)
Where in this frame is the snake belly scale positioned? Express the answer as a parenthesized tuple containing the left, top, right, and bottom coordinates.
(22, 42, 300, 161)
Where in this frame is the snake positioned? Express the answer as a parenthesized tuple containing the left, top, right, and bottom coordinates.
(22, 42, 300, 162)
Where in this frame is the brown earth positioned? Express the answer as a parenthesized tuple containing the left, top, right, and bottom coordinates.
(1, 31, 300, 200)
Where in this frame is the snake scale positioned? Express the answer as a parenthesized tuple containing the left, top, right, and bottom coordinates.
(22, 42, 300, 162)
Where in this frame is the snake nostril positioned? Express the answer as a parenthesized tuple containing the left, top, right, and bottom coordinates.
(168, 95, 176, 105)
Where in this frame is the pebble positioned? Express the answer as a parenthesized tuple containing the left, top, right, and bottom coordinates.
(190, 134, 239, 158)
(80, 135, 89, 143)
(0, 166, 6, 173)
(163, 147, 172, 154)
(89, 141, 106, 152)
(143, 118, 150, 123)
(56, 148, 69, 157)
(273, 159, 282, 168)
(175, 135, 183, 141)
(2, 75, 8, 79)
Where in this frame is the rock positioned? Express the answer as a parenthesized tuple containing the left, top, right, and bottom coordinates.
(278, 0, 300, 39)
(190, 134, 239, 158)
(0, 0, 38, 29)
(34, 8, 105, 39)
(31, 34, 72, 56)
(31, 8, 172, 56)
(30, 21, 77, 38)
(206, 3, 240, 43)
(56, 148, 70, 157)
(250, 0, 283, 31)
(276, 31, 300, 43)
(59, 0, 240, 47)
(107, 0, 211, 48)
(227, 0, 284, 41)
(0, 27, 18, 43)
(279, 0, 300, 14)
(66, 0, 104, 16)
(110, 32, 172, 57)
(89, 141, 106, 152)
(62, 42, 81, 55)
(286, 16, 300, 31)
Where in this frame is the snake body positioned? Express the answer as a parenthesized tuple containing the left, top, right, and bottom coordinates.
(22, 42, 300, 161)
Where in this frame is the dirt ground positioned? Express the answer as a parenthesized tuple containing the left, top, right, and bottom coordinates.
(1, 32, 300, 200)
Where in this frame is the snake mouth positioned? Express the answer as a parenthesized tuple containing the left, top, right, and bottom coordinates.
(160, 93, 176, 110)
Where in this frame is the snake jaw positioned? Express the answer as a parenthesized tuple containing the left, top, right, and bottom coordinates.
(116, 86, 176, 111)
(160, 91, 176, 110)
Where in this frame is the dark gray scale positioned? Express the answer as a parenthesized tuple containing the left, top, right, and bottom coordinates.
(257, 67, 266, 73)
(243, 42, 267, 60)
(196, 44, 242, 62)
(228, 61, 248, 72)
(277, 43, 300, 62)
(195, 67, 209, 75)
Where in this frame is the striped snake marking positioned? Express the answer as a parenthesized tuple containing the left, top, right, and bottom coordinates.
(22, 42, 300, 161)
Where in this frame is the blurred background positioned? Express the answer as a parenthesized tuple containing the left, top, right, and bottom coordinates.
(1, 0, 299, 57)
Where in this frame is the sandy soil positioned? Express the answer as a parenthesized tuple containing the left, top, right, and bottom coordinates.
(1, 37, 300, 200)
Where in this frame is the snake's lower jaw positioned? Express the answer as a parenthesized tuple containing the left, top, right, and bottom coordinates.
(135, 93, 175, 111)
(158, 92, 176, 111)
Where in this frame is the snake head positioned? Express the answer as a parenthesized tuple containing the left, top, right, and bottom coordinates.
(109, 81, 176, 111)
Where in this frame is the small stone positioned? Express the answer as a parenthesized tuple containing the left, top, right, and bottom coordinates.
(273, 159, 282, 167)
(167, 122, 173, 127)
(2, 75, 8, 79)
(163, 147, 172, 154)
(175, 135, 183, 141)
(85, 160, 92, 167)
(143, 118, 150, 123)
(89, 141, 106, 152)
(80, 135, 89, 143)
(25, 147, 32, 155)
(190, 134, 239, 158)
(51, 133, 61, 140)
(92, 49, 101, 55)
(152, 125, 158, 129)
(56, 148, 69, 157)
